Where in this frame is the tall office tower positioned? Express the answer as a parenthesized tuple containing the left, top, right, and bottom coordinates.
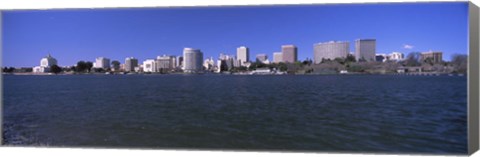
(313, 41, 349, 64)
(94, 57, 111, 69)
(281, 45, 298, 63)
(420, 51, 443, 63)
(273, 52, 283, 63)
(125, 57, 138, 72)
(355, 39, 376, 62)
(236, 46, 249, 66)
(183, 48, 204, 73)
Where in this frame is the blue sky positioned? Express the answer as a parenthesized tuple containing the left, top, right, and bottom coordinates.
(2, 2, 468, 67)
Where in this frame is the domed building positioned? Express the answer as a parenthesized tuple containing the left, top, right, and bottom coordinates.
(33, 54, 58, 73)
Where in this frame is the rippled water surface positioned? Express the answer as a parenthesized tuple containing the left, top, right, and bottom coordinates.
(2, 74, 467, 154)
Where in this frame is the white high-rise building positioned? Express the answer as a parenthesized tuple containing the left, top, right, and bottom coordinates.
(273, 52, 283, 63)
(94, 57, 110, 69)
(143, 59, 157, 72)
(313, 41, 349, 64)
(125, 57, 138, 72)
(183, 48, 204, 73)
(236, 46, 249, 66)
(355, 39, 376, 62)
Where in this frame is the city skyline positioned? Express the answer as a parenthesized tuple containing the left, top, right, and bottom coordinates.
(3, 2, 468, 67)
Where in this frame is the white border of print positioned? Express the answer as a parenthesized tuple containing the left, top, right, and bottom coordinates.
(0, 0, 478, 157)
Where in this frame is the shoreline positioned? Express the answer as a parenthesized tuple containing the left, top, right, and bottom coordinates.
(2, 72, 467, 76)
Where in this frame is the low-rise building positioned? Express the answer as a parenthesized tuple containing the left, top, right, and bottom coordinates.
(143, 59, 157, 72)
(33, 54, 58, 73)
(421, 51, 443, 64)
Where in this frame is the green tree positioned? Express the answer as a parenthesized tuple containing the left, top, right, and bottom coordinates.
(278, 62, 288, 71)
(76, 61, 87, 72)
(402, 52, 421, 67)
(111, 60, 121, 71)
(358, 57, 367, 62)
(346, 54, 356, 63)
(86, 62, 93, 72)
(334, 57, 345, 65)
(451, 54, 468, 74)
(50, 64, 62, 74)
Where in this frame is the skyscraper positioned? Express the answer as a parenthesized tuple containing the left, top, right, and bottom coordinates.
(94, 57, 110, 69)
(183, 48, 204, 73)
(313, 41, 350, 64)
(355, 39, 376, 62)
(282, 45, 297, 63)
(236, 46, 249, 66)
(273, 52, 283, 63)
(125, 57, 138, 72)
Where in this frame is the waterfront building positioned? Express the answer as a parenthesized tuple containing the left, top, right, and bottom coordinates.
(218, 53, 236, 70)
(203, 57, 215, 71)
(216, 60, 223, 73)
(183, 48, 204, 73)
(313, 41, 349, 64)
(237, 46, 250, 66)
(355, 39, 376, 62)
(282, 45, 297, 63)
(273, 52, 283, 63)
(119, 64, 125, 71)
(376, 54, 387, 62)
(250, 68, 272, 75)
(256, 54, 270, 64)
(94, 57, 110, 69)
(389, 52, 404, 61)
(134, 65, 143, 73)
(156, 55, 176, 72)
(375, 52, 404, 62)
(143, 59, 157, 72)
(33, 54, 58, 73)
(420, 51, 443, 63)
(125, 57, 138, 72)
(233, 58, 242, 68)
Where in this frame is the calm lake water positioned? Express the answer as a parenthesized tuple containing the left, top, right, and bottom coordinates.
(2, 74, 467, 154)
